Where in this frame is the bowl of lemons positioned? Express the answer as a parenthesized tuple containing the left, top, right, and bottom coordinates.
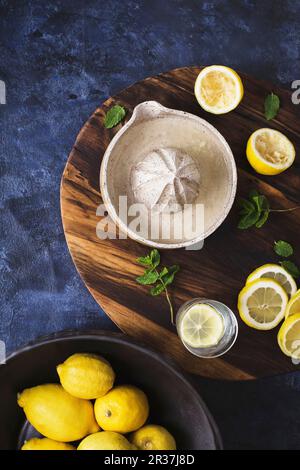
(0, 331, 221, 450)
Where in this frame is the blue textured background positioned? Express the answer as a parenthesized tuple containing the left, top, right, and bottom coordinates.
(1, 0, 300, 449)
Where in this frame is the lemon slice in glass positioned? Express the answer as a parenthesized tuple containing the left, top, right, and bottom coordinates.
(238, 278, 288, 330)
(285, 289, 300, 318)
(194, 65, 244, 114)
(246, 128, 295, 175)
(246, 264, 297, 298)
(179, 304, 224, 348)
(278, 313, 300, 358)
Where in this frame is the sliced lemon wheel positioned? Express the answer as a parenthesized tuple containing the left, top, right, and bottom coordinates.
(285, 289, 300, 318)
(194, 65, 244, 114)
(238, 278, 288, 330)
(179, 304, 224, 348)
(278, 313, 300, 359)
(246, 264, 297, 298)
(246, 128, 295, 175)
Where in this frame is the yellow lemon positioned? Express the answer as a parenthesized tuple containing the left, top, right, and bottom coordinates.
(238, 278, 288, 330)
(17, 384, 99, 442)
(78, 431, 136, 450)
(21, 438, 75, 450)
(94, 385, 149, 433)
(57, 353, 115, 399)
(131, 425, 176, 450)
(246, 264, 297, 298)
(285, 289, 300, 318)
(278, 313, 300, 358)
(194, 65, 244, 114)
(246, 128, 295, 175)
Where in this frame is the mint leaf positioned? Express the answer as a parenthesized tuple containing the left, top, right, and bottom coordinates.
(136, 270, 159, 285)
(254, 195, 269, 228)
(159, 267, 169, 278)
(255, 209, 269, 228)
(274, 241, 294, 258)
(136, 255, 152, 266)
(160, 265, 180, 287)
(150, 284, 165, 296)
(252, 195, 265, 213)
(280, 260, 300, 279)
(238, 198, 255, 215)
(104, 105, 126, 129)
(150, 249, 160, 268)
(264, 93, 280, 121)
(238, 210, 260, 229)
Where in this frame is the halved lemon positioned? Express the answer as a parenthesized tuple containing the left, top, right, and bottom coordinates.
(194, 65, 244, 114)
(246, 128, 295, 175)
(285, 289, 300, 318)
(179, 304, 224, 348)
(246, 264, 297, 298)
(278, 313, 300, 359)
(238, 278, 288, 330)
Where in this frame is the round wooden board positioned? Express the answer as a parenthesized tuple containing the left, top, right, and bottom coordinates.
(61, 66, 300, 380)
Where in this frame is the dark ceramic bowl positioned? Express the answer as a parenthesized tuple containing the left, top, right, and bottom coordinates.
(0, 331, 221, 450)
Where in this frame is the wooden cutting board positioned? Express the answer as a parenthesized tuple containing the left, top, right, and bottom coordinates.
(61, 66, 300, 380)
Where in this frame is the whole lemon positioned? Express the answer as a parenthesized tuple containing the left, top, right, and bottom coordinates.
(94, 385, 149, 433)
(21, 438, 75, 450)
(57, 353, 115, 399)
(78, 431, 136, 450)
(130, 424, 176, 450)
(18, 384, 99, 442)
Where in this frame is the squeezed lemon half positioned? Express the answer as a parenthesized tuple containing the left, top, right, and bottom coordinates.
(238, 278, 288, 330)
(194, 65, 244, 114)
(179, 303, 224, 348)
(246, 128, 295, 175)
(278, 313, 300, 358)
(246, 264, 297, 298)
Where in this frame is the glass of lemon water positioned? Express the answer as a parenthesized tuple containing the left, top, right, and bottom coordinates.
(176, 298, 238, 358)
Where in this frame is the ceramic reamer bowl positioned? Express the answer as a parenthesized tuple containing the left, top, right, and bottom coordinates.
(100, 101, 237, 249)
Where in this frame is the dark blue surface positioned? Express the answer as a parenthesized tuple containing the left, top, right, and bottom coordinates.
(1, 0, 300, 449)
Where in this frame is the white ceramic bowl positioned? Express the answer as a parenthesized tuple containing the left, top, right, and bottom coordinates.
(100, 101, 237, 249)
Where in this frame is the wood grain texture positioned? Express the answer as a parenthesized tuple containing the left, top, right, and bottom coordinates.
(61, 66, 300, 380)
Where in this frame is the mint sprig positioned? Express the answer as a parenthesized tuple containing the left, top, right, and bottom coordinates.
(238, 190, 300, 230)
(238, 190, 269, 229)
(136, 249, 179, 324)
(104, 105, 126, 129)
(264, 92, 280, 121)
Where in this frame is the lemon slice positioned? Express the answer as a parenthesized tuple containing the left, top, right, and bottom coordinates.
(238, 278, 288, 330)
(194, 65, 244, 114)
(278, 313, 300, 358)
(246, 128, 295, 175)
(179, 304, 224, 348)
(285, 289, 300, 318)
(246, 264, 297, 298)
